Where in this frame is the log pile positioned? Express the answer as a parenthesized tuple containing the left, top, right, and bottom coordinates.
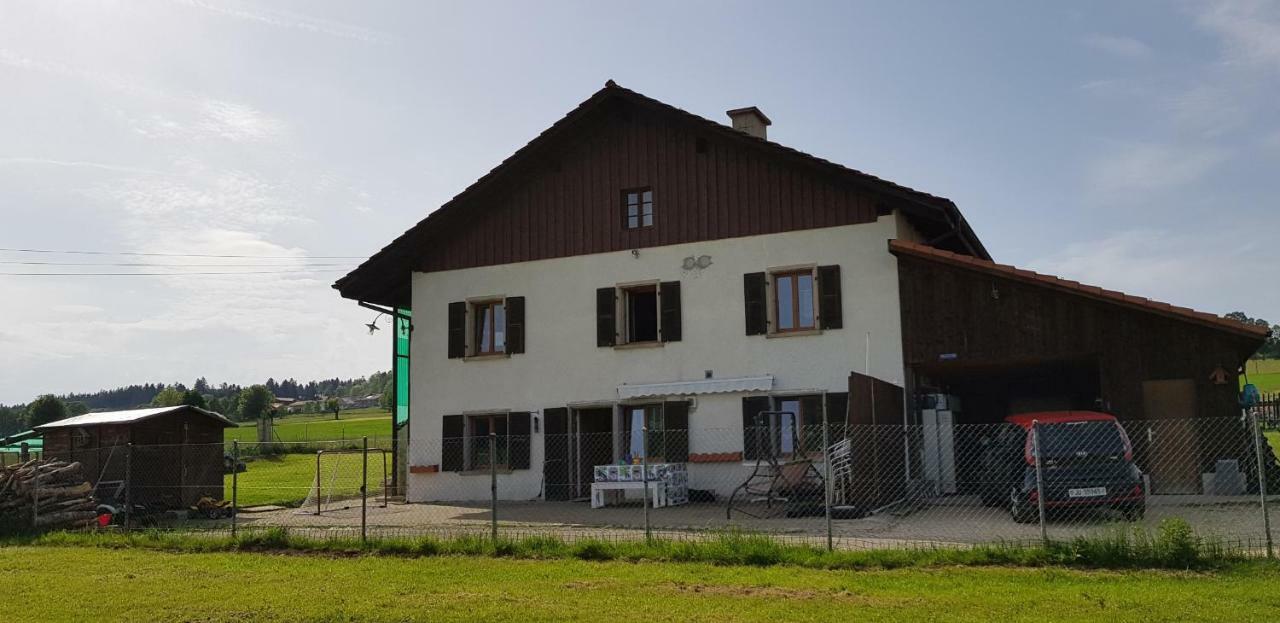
(0, 459, 98, 529)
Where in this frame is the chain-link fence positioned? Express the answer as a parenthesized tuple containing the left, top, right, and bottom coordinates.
(16, 414, 1279, 556)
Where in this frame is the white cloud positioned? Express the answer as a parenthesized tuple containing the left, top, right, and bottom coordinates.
(1082, 34, 1152, 59)
(1194, 0, 1280, 71)
(1028, 229, 1276, 318)
(170, 0, 396, 44)
(1086, 141, 1226, 199)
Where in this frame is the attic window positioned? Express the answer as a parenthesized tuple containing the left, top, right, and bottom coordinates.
(623, 188, 653, 229)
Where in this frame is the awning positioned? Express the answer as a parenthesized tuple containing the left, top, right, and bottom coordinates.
(617, 375, 774, 400)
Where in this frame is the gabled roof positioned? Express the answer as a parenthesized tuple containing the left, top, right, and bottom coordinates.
(889, 239, 1270, 341)
(34, 405, 236, 430)
(334, 81, 988, 306)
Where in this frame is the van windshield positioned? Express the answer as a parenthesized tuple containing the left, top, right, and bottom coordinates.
(1037, 420, 1127, 459)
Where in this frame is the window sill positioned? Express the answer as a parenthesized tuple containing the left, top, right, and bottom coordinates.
(464, 352, 510, 362)
(614, 341, 664, 350)
(458, 468, 515, 476)
(765, 329, 823, 339)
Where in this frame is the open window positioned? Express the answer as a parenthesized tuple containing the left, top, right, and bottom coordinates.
(447, 296, 525, 358)
(441, 412, 532, 472)
(620, 401, 690, 464)
(743, 265, 842, 336)
(596, 282, 681, 347)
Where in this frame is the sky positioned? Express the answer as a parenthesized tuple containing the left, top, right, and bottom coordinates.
(1, 1, 1277, 404)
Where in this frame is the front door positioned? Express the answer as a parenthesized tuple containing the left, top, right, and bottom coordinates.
(1142, 379, 1200, 494)
(573, 408, 614, 499)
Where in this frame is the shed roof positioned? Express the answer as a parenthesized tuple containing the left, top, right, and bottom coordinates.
(34, 405, 235, 430)
(889, 239, 1270, 341)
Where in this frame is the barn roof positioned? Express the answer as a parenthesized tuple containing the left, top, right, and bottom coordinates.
(334, 80, 988, 306)
(34, 405, 236, 430)
(889, 239, 1271, 341)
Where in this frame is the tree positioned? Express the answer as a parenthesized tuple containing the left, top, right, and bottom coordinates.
(325, 398, 341, 421)
(1226, 312, 1278, 359)
(151, 386, 186, 407)
(0, 406, 22, 437)
(181, 389, 208, 409)
(24, 395, 69, 428)
(239, 385, 274, 421)
(66, 401, 90, 417)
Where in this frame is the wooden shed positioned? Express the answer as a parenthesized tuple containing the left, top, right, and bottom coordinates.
(35, 406, 235, 509)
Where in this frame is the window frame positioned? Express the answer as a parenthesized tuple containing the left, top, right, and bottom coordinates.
(465, 412, 510, 471)
(621, 403, 667, 463)
(769, 267, 817, 334)
(617, 281, 661, 346)
(622, 187, 654, 230)
(466, 296, 507, 357)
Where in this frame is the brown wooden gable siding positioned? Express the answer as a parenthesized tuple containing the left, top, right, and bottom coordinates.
(896, 254, 1259, 425)
(416, 103, 883, 274)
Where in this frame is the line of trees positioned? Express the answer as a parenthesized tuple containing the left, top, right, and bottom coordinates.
(0, 371, 392, 437)
(1226, 312, 1279, 359)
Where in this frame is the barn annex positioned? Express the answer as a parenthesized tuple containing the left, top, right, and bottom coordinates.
(334, 81, 1268, 504)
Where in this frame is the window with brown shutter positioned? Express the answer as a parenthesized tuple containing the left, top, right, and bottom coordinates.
(659, 281, 681, 342)
(816, 265, 842, 330)
(447, 302, 466, 359)
(743, 272, 767, 335)
(505, 296, 525, 354)
(596, 287, 617, 347)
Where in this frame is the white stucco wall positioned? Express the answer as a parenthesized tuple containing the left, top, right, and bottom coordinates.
(407, 215, 908, 501)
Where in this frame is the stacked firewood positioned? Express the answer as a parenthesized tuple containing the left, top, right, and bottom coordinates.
(0, 459, 98, 529)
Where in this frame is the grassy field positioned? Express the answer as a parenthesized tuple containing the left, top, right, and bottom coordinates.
(229, 451, 390, 508)
(224, 407, 392, 444)
(1243, 358, 1280, 393)
(2, 546, 1276, 622)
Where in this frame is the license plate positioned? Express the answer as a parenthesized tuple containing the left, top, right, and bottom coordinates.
(1068, 487, 1107, 498)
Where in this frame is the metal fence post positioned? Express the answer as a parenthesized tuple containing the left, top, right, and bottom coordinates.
(822, 391, 832, 551)
(489, 430, 498, 543)
(315, 450, 323, 516)
(361, 436, 369, 544)
(1032, 420, 1048, 546)
(124, 442, 134, 534)
(230, 440, 238, 539)
(641, 424, 651, 544)
(1252, 412, 1273, 558)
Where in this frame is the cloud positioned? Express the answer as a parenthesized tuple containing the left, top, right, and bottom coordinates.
(1194, 0, 1280, 71)
(1086, 141, 1226, 199)
(1082, 34, 1152, 59)
(170, 0, 396, 44)
(1028, 229, 1276, 318)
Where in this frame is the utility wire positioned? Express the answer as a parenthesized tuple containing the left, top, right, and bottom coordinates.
(0, 247, 367, 259)
(0, 260, 357, 267)
(0, 269, 350, 276)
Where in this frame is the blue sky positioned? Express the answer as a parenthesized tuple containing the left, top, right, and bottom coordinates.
(1, 1, 1277, 403)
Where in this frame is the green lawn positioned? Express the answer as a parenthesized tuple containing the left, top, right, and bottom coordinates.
(229, 451, 390, 508)
(225, 408, 392, 445)
(1, 547, 1276, 622)
(1243, 358, 1280, 393)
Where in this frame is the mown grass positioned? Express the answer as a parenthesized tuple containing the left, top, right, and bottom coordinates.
(227, 451, 389, 508)
(2, 542, 1277, 622)
(1243, 358, 1280, 393)
(224, 408, 391, 444)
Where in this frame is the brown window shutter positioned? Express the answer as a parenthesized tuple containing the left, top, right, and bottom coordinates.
(659, 281, 682, 342)
(799, 395, 823, 454)
(447, 302, 466, 359)
(825, 392, 849, 439)
(505, 296, 525, 354)
(817, 265, 842, 330)
(743, 272, 767, 335)
(508, 411, 531, 470)
(542, 407, 570, 500)
(596, 287, 617, 347)
(441, 414, 464, 472)
(741, 396, 772, 461)
(663, 400, 689, 462)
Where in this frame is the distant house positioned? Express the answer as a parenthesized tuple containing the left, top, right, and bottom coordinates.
(334, 82, 1268, 504)
(35, 405, 235, 508)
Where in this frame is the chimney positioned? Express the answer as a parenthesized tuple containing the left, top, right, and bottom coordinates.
(726, 106, 771, 140)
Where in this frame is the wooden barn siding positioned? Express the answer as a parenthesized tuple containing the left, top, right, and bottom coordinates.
(418, 105, 880, 273)
(897, 257, 1250, 423)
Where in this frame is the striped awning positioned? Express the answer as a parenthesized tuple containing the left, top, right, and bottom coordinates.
(617, 375, 773, 400)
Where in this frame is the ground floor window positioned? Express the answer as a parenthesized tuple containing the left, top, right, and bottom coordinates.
(623, 404, 666, 463)
(467, 413, 509, 470)
(743, 395, 825, 460)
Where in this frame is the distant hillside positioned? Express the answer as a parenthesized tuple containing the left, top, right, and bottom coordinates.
(49, 372, 390, 411)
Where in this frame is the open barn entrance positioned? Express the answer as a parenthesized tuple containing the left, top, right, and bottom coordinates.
(910, 357, 1103, 495)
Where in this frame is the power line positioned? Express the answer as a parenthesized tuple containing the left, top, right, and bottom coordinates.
(0, 247, 368, 259)
(0, 269, 350, 276)
(0, 260, 357, 267)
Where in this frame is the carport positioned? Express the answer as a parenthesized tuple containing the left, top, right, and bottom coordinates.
(890, 240, 1268, 496)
